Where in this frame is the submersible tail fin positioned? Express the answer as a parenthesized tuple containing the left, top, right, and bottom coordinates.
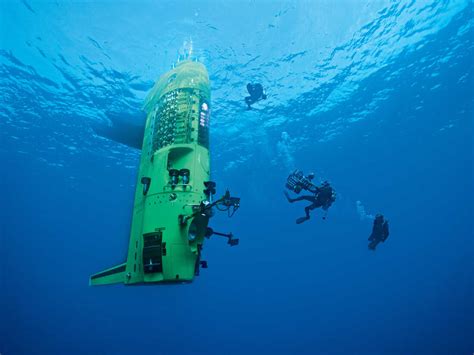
(89, 262, 127, 286)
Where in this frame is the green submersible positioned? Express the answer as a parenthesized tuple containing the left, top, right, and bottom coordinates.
(90, 61, 240, 286)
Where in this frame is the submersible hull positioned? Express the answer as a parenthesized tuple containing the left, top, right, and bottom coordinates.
(90, 61, 214, 285)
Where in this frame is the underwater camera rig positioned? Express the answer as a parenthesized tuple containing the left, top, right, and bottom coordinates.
(178, 182, 240, 246)
(285, 169, 318, 194)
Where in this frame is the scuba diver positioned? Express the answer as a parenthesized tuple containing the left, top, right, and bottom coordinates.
(368, 214, 389, 250)
(245, 83, 267, 109)
(284, 170, 336, 224)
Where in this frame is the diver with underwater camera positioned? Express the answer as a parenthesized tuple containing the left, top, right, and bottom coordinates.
(284, 170, 336, 224)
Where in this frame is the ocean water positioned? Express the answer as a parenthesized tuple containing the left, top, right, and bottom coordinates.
(1, 1, 473, 354)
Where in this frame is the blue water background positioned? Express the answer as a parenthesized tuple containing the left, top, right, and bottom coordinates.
(1, 1, 473, 354)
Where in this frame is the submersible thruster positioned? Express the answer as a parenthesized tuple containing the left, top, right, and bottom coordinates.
(90, 61, 240, 286)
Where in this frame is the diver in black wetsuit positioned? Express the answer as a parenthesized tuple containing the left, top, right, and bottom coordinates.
(245, 83, 267, 109)
(368, 214, 389, 250)
(285, 181, 336, 224)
